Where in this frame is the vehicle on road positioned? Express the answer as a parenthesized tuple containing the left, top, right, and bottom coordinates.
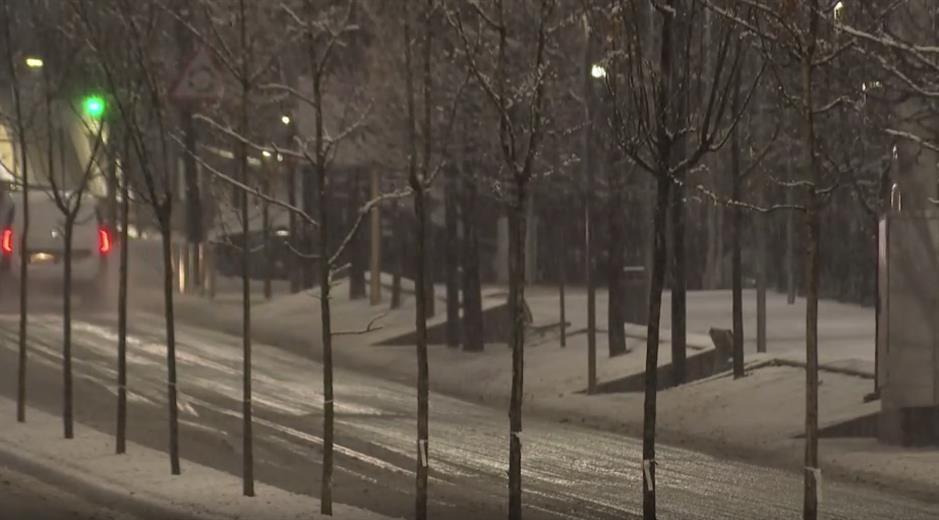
(213, 226, 292, 280)
(0, 186, 113, 301)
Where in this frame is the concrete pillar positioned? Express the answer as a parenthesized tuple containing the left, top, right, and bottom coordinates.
(495, 214, 538, 286)
(880, 0, 939, 445)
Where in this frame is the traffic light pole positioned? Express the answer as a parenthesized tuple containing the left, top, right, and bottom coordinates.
(181, 109, 203, 293)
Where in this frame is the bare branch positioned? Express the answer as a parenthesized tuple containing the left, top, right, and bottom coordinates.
(333, 308, 391, 336)
(172, 134, 320, 229)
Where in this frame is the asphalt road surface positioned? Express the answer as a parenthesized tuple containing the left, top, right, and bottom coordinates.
(1, 310, 938, 520)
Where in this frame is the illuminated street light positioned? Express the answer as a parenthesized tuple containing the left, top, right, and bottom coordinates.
(281, 115, 291, 125)
(262, 150, 272, 159)
(25, 57, 44, 69)
(590, 64, 606, 79)
(834, 1, 845, 19)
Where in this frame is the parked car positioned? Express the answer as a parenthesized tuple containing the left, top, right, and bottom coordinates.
(0, 187, 113, 300)
(213, 226, 292, 280)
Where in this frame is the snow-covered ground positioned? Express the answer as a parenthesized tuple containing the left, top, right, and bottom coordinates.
(0, 463, 139, 520)
(124, 272, 939, 501)
(0, 396, 400, 520)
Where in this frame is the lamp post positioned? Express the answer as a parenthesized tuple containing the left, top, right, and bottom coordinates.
(261, 150, 273, 300)
(583, 19, 601, 394)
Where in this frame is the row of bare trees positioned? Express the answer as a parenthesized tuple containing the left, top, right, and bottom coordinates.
(6, 1, 939, 520)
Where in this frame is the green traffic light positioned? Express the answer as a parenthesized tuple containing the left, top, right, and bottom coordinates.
(82, 95, 106, 119)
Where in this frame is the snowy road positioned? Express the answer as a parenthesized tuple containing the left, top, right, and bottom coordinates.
(1, 312, 937, 519)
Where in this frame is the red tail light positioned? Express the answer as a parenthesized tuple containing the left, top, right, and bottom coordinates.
(1, 228, 13, 256)
(98, 227, 112, 255)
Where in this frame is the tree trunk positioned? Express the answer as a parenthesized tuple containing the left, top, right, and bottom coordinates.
(801, 24, 820, 519)
(551, 137, 567, 348)
(391, 199, 403, 309)
(803, 176, 820, 520)
(160, 217, 181, 475)
(287, 146, 301, 294)
(262, 178, 271, 301)
(669, 0, 690, 387)
(460, 141, 483, 353)
(318, 179, 334, 514)
(871, 220, 879, 394)
(444, 167, 461, 348)
(2, 5, 27, 421)
(559, 211, 567, 348)
(731, 176, 744, 377)
(703, 202, 719, 289)
(414, 2, 433, 515)
(643, 175, 671, 519)
(424, 217, 436, 319)
(786, 150, 797, 304)
(349, 172, 366, 300)
(413, 184, 430, 520)
(106, 151, 118, 233)
(507, 182, 528, 520)
(607, 166, 627, 357)
(13, 103, 29, 424)
(241, 182, 255, 492)
(670, 175, 687, 385)
(731, 63, 745, 379)
(369, 171, 382, 305)
(116, 144, 130, 454)
(756, 197, 768, 354)
(302, 165, 316, 290)
(63, 219, 74, 439)
(237, 35, 255, 491)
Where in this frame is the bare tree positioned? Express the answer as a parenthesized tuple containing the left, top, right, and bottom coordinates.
(403, 1, 431, 514)
(0, 0, 33, 425)
(449, 1, 554, 517)
(459, 91, 484, 353)
(75, 0, 183, 474)
(31, 0, 109, 441)
(115, 127, 132, 454)
(602, 1, 754, 515)
(704, 1, 887, 516)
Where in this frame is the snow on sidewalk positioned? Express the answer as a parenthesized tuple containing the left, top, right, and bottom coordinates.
(0, 463, 139, 520)
(0, 397, 399, 520)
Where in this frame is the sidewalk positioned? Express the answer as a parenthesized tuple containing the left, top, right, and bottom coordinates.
(0, 463, 138, 520)
(0, 396, 398, 520)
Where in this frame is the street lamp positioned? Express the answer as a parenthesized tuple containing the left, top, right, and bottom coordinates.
(590, 64, 606, 79)
(281, 115, 291, 126)
(261, 150, 272, 159)
(25, 57, 44, 69)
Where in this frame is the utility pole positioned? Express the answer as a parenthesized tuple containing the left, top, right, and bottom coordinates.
(583, 17, 597, 394)
(262, 169, 272, 301)
(175, 2, 202, 294)
(281, 114, 301, 293)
